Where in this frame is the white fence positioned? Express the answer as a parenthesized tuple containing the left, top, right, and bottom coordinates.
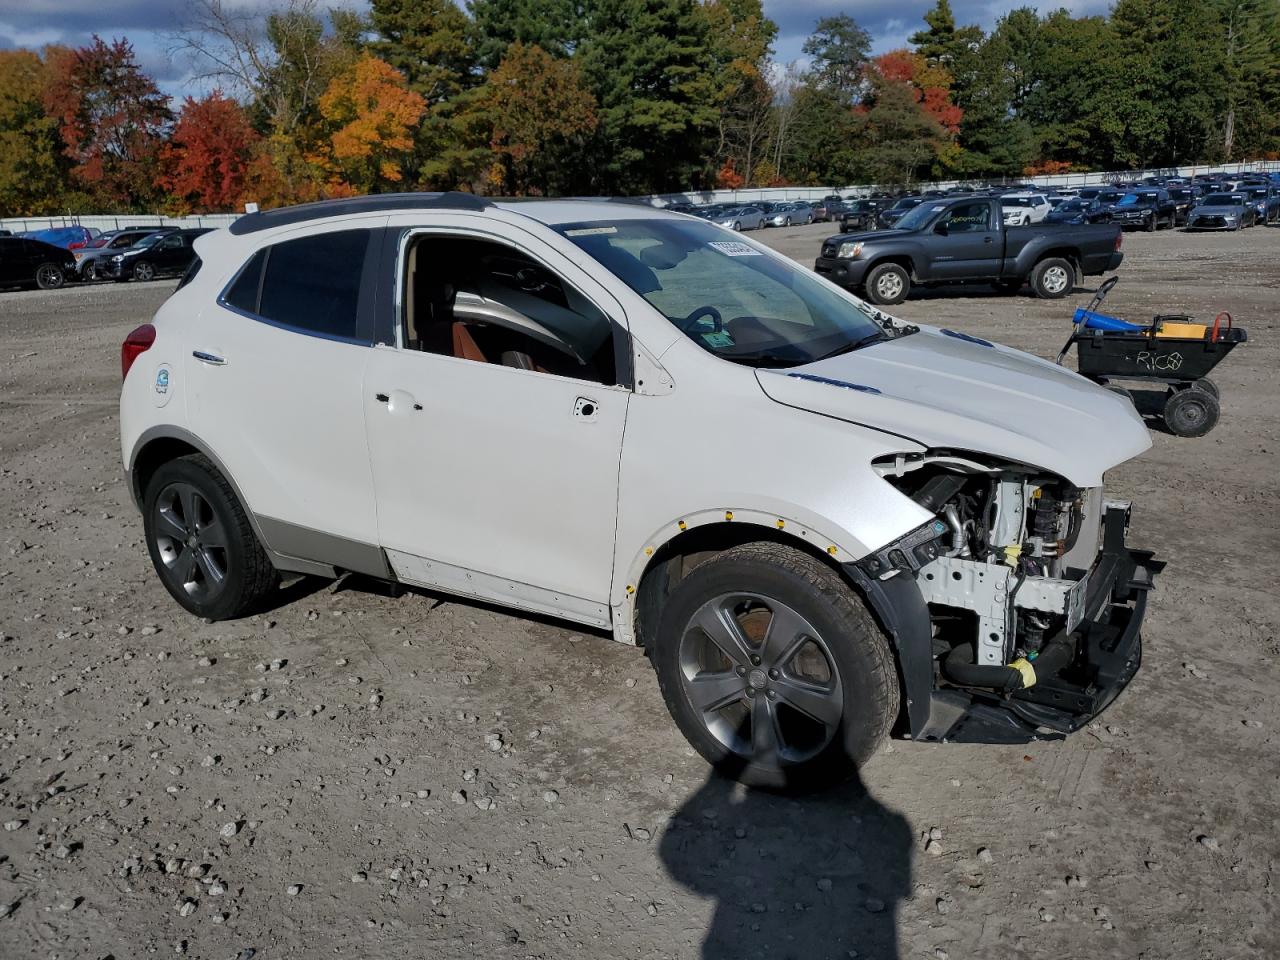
(4, 160, 1278, 231)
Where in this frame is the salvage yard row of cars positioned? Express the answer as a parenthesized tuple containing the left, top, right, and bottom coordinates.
(0, 225, 209, 290)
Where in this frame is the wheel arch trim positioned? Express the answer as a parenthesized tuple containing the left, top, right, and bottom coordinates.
(612, 507, 869, 645)
(127, 425, 363, 578)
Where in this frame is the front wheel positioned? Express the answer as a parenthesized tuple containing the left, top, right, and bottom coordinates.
(1144, 213, 1156, 232)
(35, 263, 64, 290)
(1163, 387, 1219, 438)
(133, 260, 156, 282)
(651, 542, 899, 790)
(863, 262, 910, 305)
(143, 454, 280, 620)
(1030, 257, 1075, 299)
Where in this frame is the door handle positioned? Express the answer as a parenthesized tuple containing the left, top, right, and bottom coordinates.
(983, 236, 994, 244)
(192, 351, 226, 365)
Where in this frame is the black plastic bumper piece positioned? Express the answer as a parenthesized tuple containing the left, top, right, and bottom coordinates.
(916, 504, 1161, 744)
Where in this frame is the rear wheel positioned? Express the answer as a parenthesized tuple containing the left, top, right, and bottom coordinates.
(864, 262, 910, 305)
(133, 260, 155, 282)
(1144, 213, 1156, 232)
(1163, 387, 1219, 438)
(651, 542, 898, 790)
(35, 263, 64, 290)
(1030, 257, 1075, 299)
(143, 454, 279, 620)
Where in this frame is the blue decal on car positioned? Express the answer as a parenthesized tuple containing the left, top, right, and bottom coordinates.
(155, 368, 169, 394)
(786, 373, 882, 394)
(941, 329, 994, 347)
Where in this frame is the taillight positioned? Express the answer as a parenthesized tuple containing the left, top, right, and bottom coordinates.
(121, 324, 156, 381)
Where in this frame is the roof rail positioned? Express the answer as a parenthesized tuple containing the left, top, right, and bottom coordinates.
(228, 191, 492, 236)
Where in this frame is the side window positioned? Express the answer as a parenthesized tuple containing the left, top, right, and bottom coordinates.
(222, 249, 266, 313)
(943, 202, 991, 233)
(221, 230, 369, 341)
(403, 235, 619, 385)
(158, 235, 183, 250)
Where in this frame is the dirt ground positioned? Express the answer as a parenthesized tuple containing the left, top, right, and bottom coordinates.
(1, 222, 1277, 960)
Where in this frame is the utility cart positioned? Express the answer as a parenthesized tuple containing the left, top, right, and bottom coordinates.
(1056, 277, 1247, 437)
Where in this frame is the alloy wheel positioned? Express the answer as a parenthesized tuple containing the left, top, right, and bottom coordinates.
(678, 592, 844, 768)
(152, 482, 229, 603)
(36, 264, 62, 289)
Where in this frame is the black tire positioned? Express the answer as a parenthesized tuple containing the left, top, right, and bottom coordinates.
(1163, 387, 1219, 438)
(1144, 212, 1156, 232)
(142, 454, 280, 620)
(1192, 377, 1219, 400)
(84, 261, 98, 282)
(651, 542, 899, 790)
(1030, 257, 1075, 299)
(133, 260, 155, 282)
(864, 262, 910, 305)
(35, 263, 64, 290)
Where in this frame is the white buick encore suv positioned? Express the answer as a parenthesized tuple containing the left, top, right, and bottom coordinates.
(120, 193, 1159, 788)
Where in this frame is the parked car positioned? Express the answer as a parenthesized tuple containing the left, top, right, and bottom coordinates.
(103, 228, 212, 281)
(1185, 192, 1256, 230)
(1044, 197, 1113, 225)
(713, 206, 766, 231)
(839, 198, 891, 233)
(75, 227, 166, 280)
(0, 235, 77, 290)
(814, 196, 1123, 305)
(767, 202, 814, 226)
(878, 197, 927, 228)
(1109, 190, 1177, 231)
(999, 193, 1052, 226)
(22, 225, 100, 250)
(808, 199, 838, 223)
(1242, 186, 1280, 225)
(1166, 187, 1202, 226)
(119, 193, 1157, 789)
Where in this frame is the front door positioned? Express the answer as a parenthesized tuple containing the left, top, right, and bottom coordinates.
(363, 226, 630, 624)
(929, 201, 1002, 280)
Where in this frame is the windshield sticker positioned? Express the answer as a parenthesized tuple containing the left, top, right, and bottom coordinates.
(708, 240, 761, 257)
(700, 330, 735, 348)
(564, 226, 617, 237)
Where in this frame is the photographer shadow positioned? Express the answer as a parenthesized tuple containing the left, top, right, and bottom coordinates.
(660, 758, 911, 960)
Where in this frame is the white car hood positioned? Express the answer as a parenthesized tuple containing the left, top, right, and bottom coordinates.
(755, 326, 1151, 487)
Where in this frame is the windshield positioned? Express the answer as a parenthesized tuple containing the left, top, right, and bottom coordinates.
(890, 197, 923, 211)
(1203, 194, 1238, 205)
(893, 201, 950, 231)
(1002, 197, 1032, 207)
(1057, 199, 1089, 212)
(132, 233, 168, 249)
(556, 218, 885, 368)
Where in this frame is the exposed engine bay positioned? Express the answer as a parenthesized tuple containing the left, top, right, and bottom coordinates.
(852, 450, 1160, 743)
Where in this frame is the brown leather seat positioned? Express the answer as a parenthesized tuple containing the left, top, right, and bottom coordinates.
(452, 322, 488, 363)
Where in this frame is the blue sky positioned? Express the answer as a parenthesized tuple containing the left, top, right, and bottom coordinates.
(0, 0, 1114, 99)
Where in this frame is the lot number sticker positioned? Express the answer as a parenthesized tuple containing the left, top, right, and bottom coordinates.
(709, 240, 762, 257)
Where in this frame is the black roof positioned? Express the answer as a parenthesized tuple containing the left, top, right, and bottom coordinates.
(228, 191, 492, 236)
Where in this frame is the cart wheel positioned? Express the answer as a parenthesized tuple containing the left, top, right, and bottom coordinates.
(1163, 387, 1219, 438)
(1192, 377, 1219, 400)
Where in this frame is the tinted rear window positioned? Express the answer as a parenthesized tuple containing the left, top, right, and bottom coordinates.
(257, 230, 369, 340)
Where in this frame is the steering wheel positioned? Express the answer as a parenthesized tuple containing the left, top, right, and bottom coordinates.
(679, 304, 723, 332)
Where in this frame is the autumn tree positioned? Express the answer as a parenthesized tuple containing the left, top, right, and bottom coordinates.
(309, 55, 427, 195)
(43, 36, 171, 209)
(0, 49, 66, 215)
(161, 92, 261, 212)
(704, 0, 777, 187)
(860, 52, 960, 184)
(474, 42, 597, 195)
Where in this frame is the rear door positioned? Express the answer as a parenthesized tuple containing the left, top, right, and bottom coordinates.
(929, 200, 1002, 280)
(0, 238, 21, 285)
(185, 222, 387, 573)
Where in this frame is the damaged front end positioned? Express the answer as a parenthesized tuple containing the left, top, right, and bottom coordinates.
(848, 451, 1162, 744)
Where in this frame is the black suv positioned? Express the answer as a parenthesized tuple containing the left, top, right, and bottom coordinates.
(839, 198, 891, 233)
(103, 229, 212, 282)
(1109, 190, 1177, 231)
(0, 236, 77, 290)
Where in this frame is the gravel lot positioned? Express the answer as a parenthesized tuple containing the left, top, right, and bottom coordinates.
(2, 224, 1278, 960)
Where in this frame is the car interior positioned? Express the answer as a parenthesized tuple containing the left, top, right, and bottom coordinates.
(402, 236, 618, 386)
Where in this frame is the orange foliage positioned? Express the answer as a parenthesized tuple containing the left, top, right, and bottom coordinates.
(160, 91, 260, 212)
(310, 54, 426, 194)
(871, 50, 962, 136)
(716, 159, 745, 189)
(1023, 159, 1076, 176)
